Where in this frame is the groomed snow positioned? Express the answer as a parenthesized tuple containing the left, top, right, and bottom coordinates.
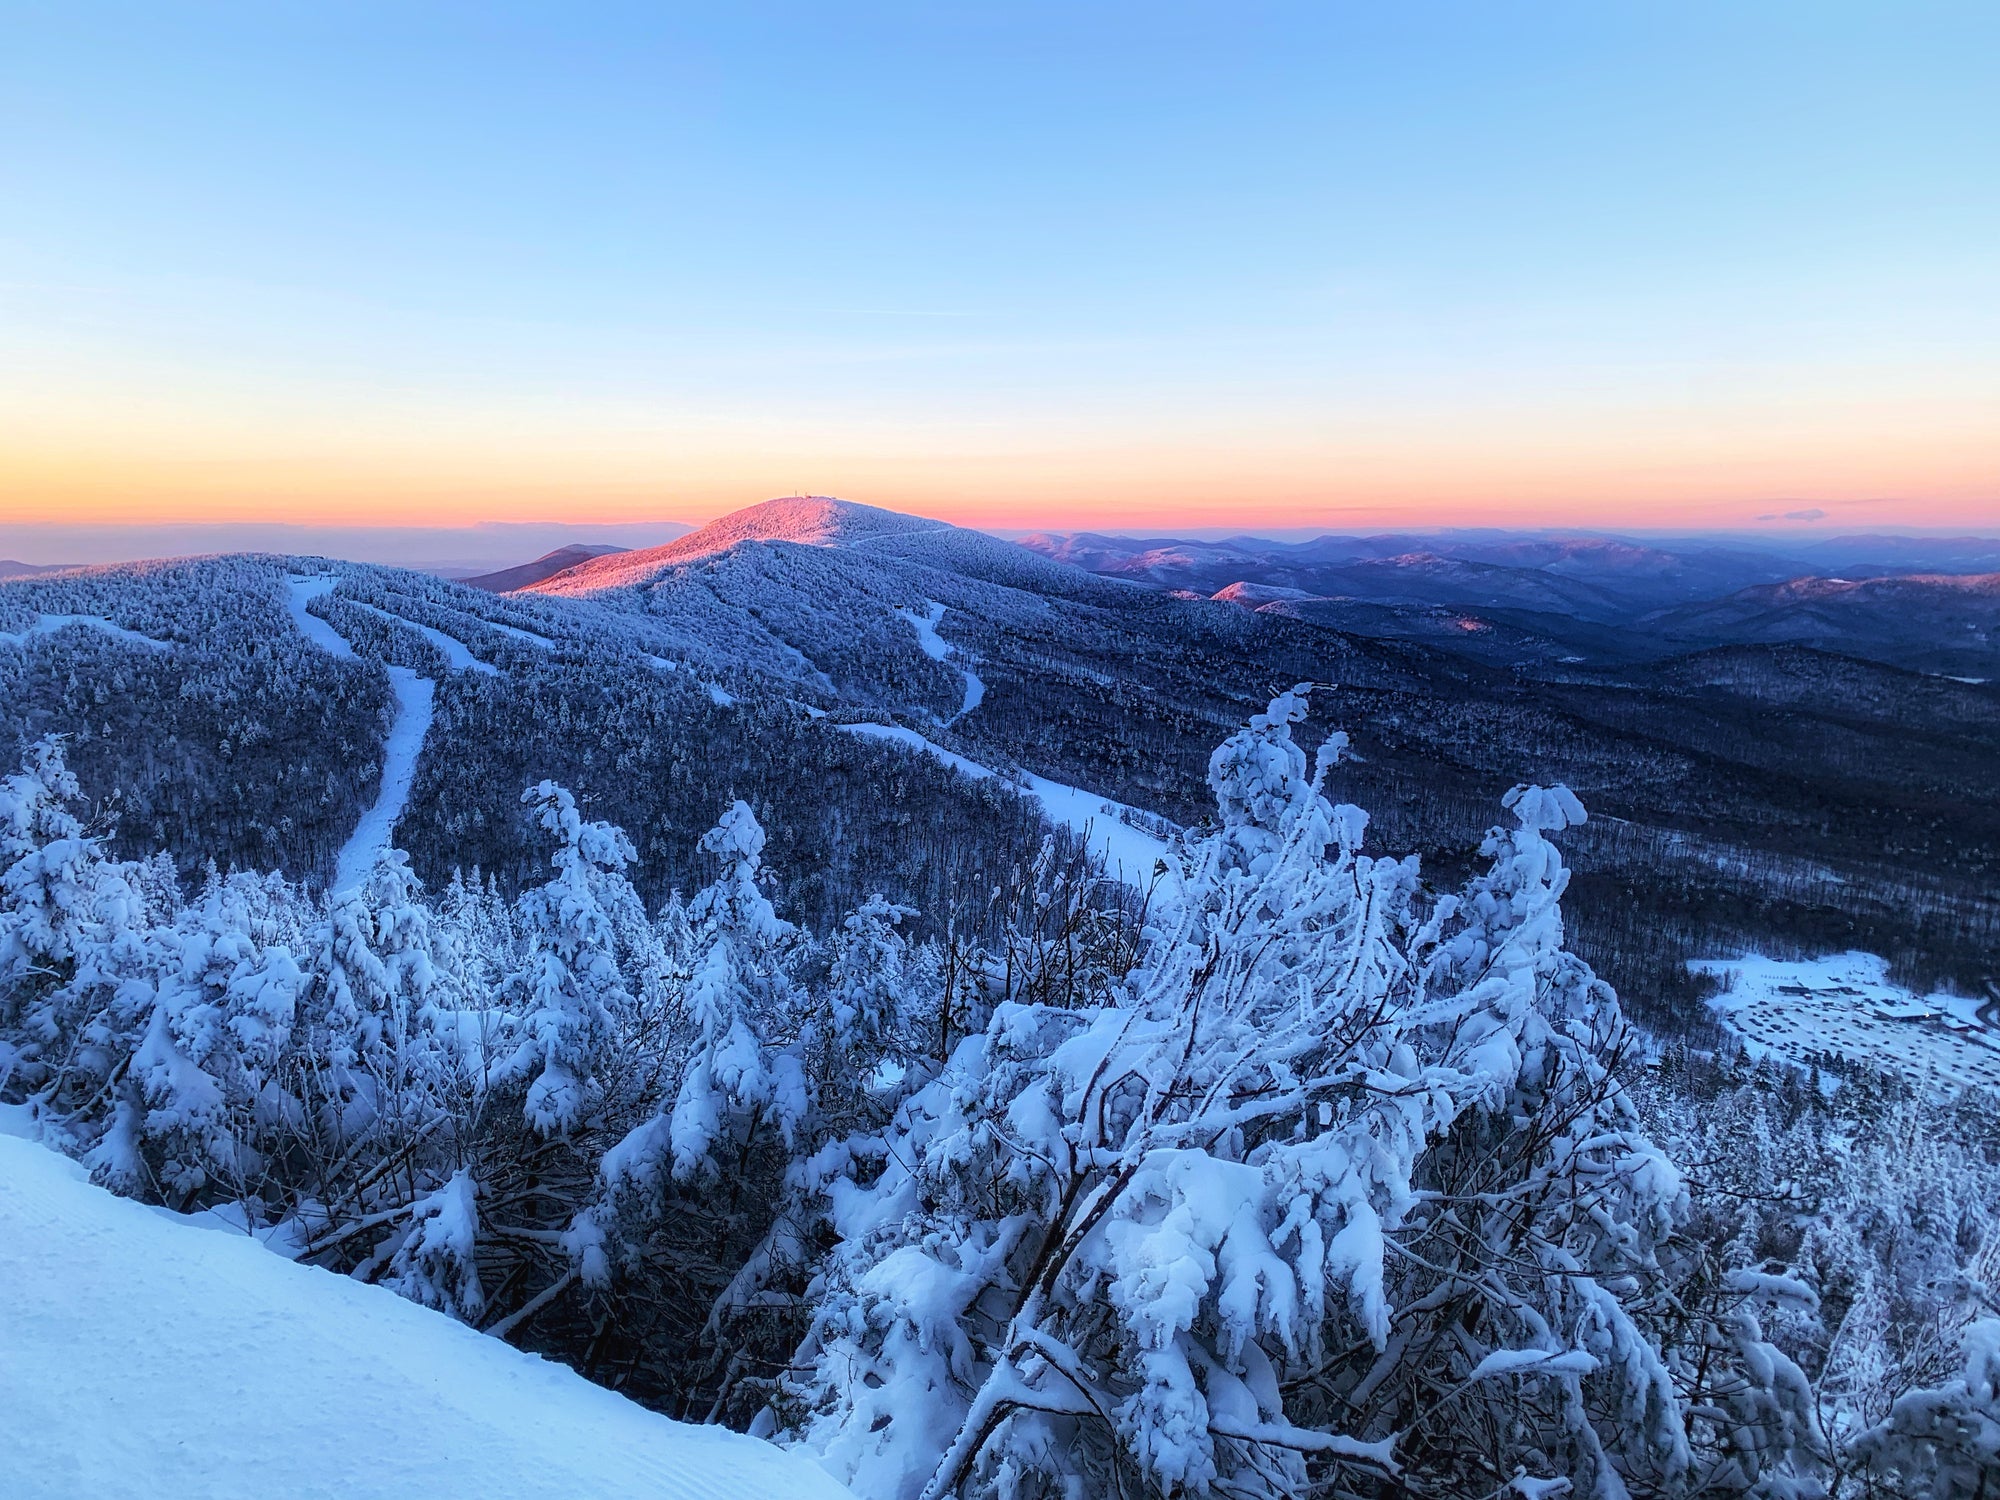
(895, 601, 984, 720)
(0, 1133, 852, 1500)
(333, 667, 436, 895)
(283, 577, 439, 894)
(838, 723, 1172, 888)
(0, 614, 173, 651)
(285, 575, 357, 659)
(1693, 951, 2000, 1097)
(476, 616, 556, 649)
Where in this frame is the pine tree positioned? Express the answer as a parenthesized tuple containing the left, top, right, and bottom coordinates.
(499, 782, 639, 1135)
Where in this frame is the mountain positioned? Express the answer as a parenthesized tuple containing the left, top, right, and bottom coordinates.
(3, 497, 1997, 1033)
(1649, 572, 2000, 677)
(1017, 529, 1811, 618)
(0, 560, 76, 580)
(1796, 533, 2000, 574)
(6, 496, 2000, 1498)
(460, 543, 629, 592)
(538, 494, 1128, 603)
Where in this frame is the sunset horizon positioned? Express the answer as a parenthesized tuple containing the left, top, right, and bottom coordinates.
(5, 5, 1994, 544)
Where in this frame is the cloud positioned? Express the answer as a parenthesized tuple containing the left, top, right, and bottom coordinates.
(1755, 507, 1828, 522)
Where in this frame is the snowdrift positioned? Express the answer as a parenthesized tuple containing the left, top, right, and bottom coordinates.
(0, 1133, 851, 1500)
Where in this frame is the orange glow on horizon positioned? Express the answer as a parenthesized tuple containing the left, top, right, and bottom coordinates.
(4, 377, 1996, 535)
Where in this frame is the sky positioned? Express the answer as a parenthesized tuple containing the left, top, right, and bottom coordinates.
(1, 1, 1995, 541)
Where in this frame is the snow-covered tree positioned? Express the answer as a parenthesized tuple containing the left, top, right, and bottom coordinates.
(568, 800, 803, 1286)
(499, 782, 639, 1135)
(384, 1168, 487, 1324)
(776, 688, 1767, 1500)
(0, 737, 159, 1103)
(1851, 1316, 2000, 1497)
(667, 800, 805, 1182)
(303, 848, 457, 1154)
(111, 869, 311, 1202)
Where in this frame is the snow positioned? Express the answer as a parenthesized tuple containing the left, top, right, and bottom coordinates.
(334, 668, 436, 894)
(1468, 1348, 1600, 1380)
(347, 602, 501, 676)
(480, 617, 556, 649)
(1017, 769, 1171, 884)
(285, 574, 357, 659)
(838, 722, 999, 783)
(280, 579, 441, 894)
(837, 723, 1172, 887)
(1693, 951, 2000, 1097)
(894, 602, 951, 662)
(0, 613, 173, 651)
(0, 1133, 852, 1500)
(896, 601, 984, 720)
(639, 652, 735, 705)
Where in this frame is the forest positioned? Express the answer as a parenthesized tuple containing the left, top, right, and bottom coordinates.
(5, 690, 1996, 1498)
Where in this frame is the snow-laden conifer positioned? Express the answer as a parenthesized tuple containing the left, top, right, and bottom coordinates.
(778, 689, 1740, 1500)
(499, 782, 638, 1134)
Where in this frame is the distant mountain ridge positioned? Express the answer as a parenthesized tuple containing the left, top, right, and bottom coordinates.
(1020, 525, 2000, 676)
(461, 544, 628, 593)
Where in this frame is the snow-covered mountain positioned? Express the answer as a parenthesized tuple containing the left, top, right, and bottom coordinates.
(6, 497, 2000, 1499)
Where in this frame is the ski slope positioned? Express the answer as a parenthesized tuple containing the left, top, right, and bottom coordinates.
(347, 601, 502, 676)
(285, 574, 357, 659)
(895, 601, 984, 720)
(285, 575, 438, 892)
(839, 722, 1172, 888)
(0, 1133, 852, 1500)
(332, 667, 436, 894)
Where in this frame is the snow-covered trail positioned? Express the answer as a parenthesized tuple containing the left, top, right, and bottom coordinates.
(839, 722, 1172, 889)
(0, 1133, 854, 1500)
(347, 600, 501, 676)
(286, 575, 438, 893)
(896, 601, 983, 721)
(0, 614, 173, 651)
(284, 574, 356, 659)
(333, 668, 435, 894)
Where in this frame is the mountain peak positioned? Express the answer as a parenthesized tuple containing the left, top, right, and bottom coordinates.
(529, 496, 950, 592)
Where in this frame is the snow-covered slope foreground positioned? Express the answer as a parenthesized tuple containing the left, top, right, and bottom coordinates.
(1693, 951, 2000, 1097)
(0, 1132, 850, 1500)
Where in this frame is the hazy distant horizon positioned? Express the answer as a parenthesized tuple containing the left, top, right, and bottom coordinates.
(5, 504, 1997, 572)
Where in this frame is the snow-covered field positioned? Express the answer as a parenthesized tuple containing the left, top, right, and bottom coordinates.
(1693, 951, 2000, 1096)
(0, 1132, 851, 1500)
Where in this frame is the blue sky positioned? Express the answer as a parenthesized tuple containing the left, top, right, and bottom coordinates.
(2, 2, 1994, 532)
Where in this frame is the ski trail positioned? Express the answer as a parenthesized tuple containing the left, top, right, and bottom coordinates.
(284, 575, 356, 659)
(895, 601, 984, 721)
(347, 602, 501, 676)
(837, 722, 1172, 891)
(333, 669, 435, 894)
(285, 575, 437, 891)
